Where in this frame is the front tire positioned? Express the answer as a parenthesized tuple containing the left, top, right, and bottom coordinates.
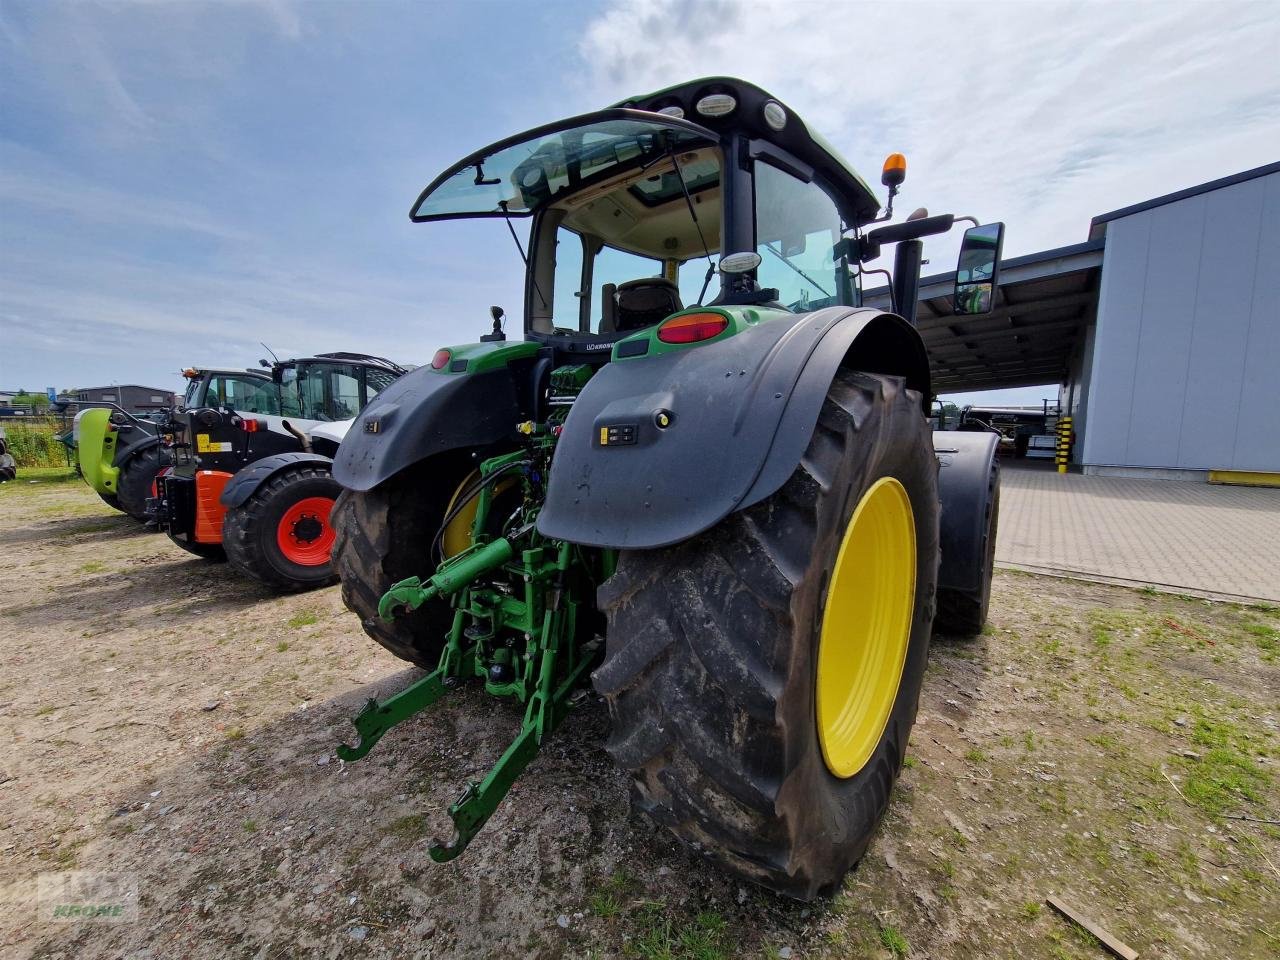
(222, 465, 340, 592)
(595, 370, 939, 899)
(116, 446, 163, 522)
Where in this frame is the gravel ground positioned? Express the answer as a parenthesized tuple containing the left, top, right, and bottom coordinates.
(1, 470, 1278, 959)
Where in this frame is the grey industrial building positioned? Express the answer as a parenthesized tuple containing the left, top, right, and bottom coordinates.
(62, 384, 177, 414)
(870, 161, 1280, 482)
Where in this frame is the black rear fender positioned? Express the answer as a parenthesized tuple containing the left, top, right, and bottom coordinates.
(537, 306, 930, 549)
(933, 430, 1000, 595)
(221, 452, 334, 509)
(331, 366, 528, 493)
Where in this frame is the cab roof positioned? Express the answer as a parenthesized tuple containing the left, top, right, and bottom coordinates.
(614, 77, 883, 225)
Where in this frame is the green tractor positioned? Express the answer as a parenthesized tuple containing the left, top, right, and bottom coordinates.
(330, 78, 1003, 898)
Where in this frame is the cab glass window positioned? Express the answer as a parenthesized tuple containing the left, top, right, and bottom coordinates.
(590, 244, 662, 333)
(551, 227, 586, 331)
(364, 367, 399, 400)
(297, 363, 362, 421)
(210, 376, 279, 415)
(754, 162, 846, 311)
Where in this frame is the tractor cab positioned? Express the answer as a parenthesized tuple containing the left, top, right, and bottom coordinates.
(412, 78, 1002, 364)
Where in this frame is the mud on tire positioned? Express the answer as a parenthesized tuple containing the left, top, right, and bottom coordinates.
(595, 369, 940, 899)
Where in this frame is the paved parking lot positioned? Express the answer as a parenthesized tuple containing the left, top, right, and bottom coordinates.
(996, 463, 1280, 602)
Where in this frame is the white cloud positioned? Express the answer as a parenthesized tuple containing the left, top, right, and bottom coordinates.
(578, 0, 1280, 267)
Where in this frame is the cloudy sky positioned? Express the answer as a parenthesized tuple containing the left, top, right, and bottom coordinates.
(2, 0, 1277, 405)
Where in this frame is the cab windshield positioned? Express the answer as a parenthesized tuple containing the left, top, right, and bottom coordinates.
(412, 113, 716, 220)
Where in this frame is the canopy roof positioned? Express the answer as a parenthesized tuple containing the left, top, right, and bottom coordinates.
(864, 239, 1105, 393)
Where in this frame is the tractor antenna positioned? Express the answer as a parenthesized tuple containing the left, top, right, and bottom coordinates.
(668, 150, 716, 304)
(499, 200, 547, 310)
(260, 342, 280, 365)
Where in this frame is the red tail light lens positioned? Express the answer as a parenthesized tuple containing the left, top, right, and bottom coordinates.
(237, 417, 261, 433)
(431, 349, 452, 370)
(656, 312, 729, 344)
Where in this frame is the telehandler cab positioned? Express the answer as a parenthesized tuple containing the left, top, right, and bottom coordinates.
(330, 78, 1003, 898)
(152, 353, 406, 590)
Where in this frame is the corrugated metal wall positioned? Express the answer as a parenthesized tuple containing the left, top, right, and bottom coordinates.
(1083, 171, 1280, 472)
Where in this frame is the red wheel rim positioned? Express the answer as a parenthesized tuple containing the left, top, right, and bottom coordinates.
(276, 496, 336, 566)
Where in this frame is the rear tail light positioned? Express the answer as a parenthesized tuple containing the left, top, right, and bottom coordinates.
(657, 312, 729, 344)
(431, 349, 452, 370)
(235, 417, 265, 433)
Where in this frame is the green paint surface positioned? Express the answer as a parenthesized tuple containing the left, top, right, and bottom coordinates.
(76, 409, 120, 495)
(612, 304, 793, 360)
(431, 340, 540, 375)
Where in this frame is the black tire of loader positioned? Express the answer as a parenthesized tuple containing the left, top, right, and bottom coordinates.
(116, 445, 162, 522)
(934, 460, 999, 637)
(595, 369, 940, 900)
(222, 465, 341, 592)
(97, 491, 124, 512)
(330, 459, 465, 669)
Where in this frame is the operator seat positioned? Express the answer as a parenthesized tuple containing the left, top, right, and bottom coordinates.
(613, 278, 682, 332)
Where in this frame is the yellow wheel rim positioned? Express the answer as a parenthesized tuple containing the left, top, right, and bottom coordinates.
(816, 476, 916, 779)
(440, 471, 518, 559)
(441, 471, 482, 558)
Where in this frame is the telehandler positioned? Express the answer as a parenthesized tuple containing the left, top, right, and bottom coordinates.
(330, 78, 1003, 898)
(74, 368, 273, 520)
(152, 353, 405, 590)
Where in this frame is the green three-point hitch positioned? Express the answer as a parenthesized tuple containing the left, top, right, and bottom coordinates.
(337, 368, 612, 861)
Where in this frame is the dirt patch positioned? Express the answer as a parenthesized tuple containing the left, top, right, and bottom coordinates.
(2, 474, 1277, 958)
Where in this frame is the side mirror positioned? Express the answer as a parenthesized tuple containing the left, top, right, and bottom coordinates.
(954, 222, 1004, 316)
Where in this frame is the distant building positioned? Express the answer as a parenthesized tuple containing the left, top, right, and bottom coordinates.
(866, 160, 1280, 483)
(63, 385, 177, 414)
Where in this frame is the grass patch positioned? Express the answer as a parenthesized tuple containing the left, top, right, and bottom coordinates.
(879, 924, 909, 957)
(225, 726, 245, 741)
(275, 640, 289, 653)
(589, 891, 622, 919)
(243, 818, 258, 833)
(34, 705, 55, 717)
(78, 561, 107, 574)
(287, 610, 319, 628)
(626, 904, 730, 960)
(384, 814, 426, 839)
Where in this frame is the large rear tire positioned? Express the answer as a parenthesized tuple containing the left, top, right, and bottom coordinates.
(116, 446, 163, 522)
(97, 491, 124, 512)
(330, 459, 468, 668)
(595, 370, 939, 900)
(223, 465, 341, 592)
